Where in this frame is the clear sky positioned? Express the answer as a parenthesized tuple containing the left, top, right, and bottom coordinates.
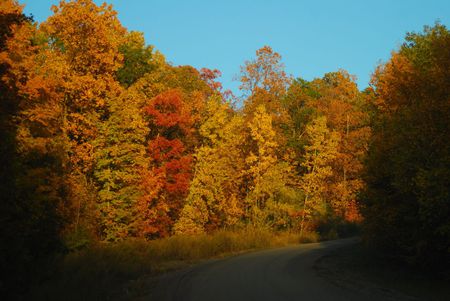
(23, 0, 450, 95)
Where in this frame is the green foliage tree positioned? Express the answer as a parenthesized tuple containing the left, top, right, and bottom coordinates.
(116, 31, 155, 87)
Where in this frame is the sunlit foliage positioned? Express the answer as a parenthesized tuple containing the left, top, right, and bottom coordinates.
(3, 0, 448, 297)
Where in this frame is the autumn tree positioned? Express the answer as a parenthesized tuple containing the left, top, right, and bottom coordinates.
(134, 62, 212, 146)
(129, 54, 215, 237)
(298, 116, 339, 235)
(243, 105, 293, 227)
(312, 71, 370, 220)
(240, 45, 291, 98)
(94, 88, 149, 241)
(37, 0, 127, 245)
(361, 23, 450, 269)
(137, 89, 193, 238)
(240, 46, 292, 132)
(0, 0, 33, 223)
(284, 71, 370, 222)
(174, 95, 244, 234)
(93, 29, 158, 241)
(1, 0, 130, 253)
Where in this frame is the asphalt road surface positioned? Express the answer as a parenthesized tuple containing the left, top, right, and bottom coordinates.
(151, 238, 409, 301)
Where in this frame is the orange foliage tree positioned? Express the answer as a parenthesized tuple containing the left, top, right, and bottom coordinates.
(37, 0, 126, 244)
(312, 71, 370, 221)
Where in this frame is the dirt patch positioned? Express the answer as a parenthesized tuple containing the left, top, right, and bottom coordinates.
(314, 242, 450, 301)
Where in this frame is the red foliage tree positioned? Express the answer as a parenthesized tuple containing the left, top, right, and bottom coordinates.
(137, 89, 193, 238)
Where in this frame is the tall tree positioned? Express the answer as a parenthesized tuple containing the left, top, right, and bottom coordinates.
(239, 45, 291, 98)
(298, 116, 339, 234)
(240, 46, 291, 128)
(174, 95, 244, 234)
(39, 0, 126, 244)
(137, 89, 193, 238)
(362, 23, 450, 268)
(313, 71, 370, 220)
(243, 105, 292, 226)
(284, 71, 370, 221)
(94, 88, 149, 241)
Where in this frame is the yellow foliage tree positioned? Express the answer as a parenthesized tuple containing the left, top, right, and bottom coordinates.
(174, 96, 244, 234)
(244, 105, 292, 226)
(299, 116, 339, 234)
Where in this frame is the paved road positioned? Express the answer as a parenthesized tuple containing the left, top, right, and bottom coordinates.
(150, 238, 401, 301)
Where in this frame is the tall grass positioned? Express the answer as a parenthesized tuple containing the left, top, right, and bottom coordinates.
(29, 228, 319, 300)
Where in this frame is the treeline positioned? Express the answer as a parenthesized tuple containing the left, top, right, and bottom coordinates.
(0, 0, 368, 293)
(0, 0, 448, 296)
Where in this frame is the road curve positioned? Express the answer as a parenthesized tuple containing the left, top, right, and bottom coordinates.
(151, 238, 383, 301)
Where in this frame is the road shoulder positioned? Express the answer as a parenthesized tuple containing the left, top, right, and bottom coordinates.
(314, 242, 450, 301)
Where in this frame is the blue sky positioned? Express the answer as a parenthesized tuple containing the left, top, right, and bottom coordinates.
(23, 0, 450, 95)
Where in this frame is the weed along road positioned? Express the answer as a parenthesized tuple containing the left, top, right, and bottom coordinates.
(150, 238, 397, 301)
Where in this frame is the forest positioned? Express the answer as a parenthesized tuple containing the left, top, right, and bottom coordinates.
(0, 0, 449, 299)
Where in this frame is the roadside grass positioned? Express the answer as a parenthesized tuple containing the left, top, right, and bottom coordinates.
(29, 228, 320, 300)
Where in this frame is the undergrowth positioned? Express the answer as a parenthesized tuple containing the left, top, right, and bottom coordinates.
(29, 228, 319, 300)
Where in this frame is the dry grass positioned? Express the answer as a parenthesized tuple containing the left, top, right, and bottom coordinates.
(29, 227, 318, 300)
